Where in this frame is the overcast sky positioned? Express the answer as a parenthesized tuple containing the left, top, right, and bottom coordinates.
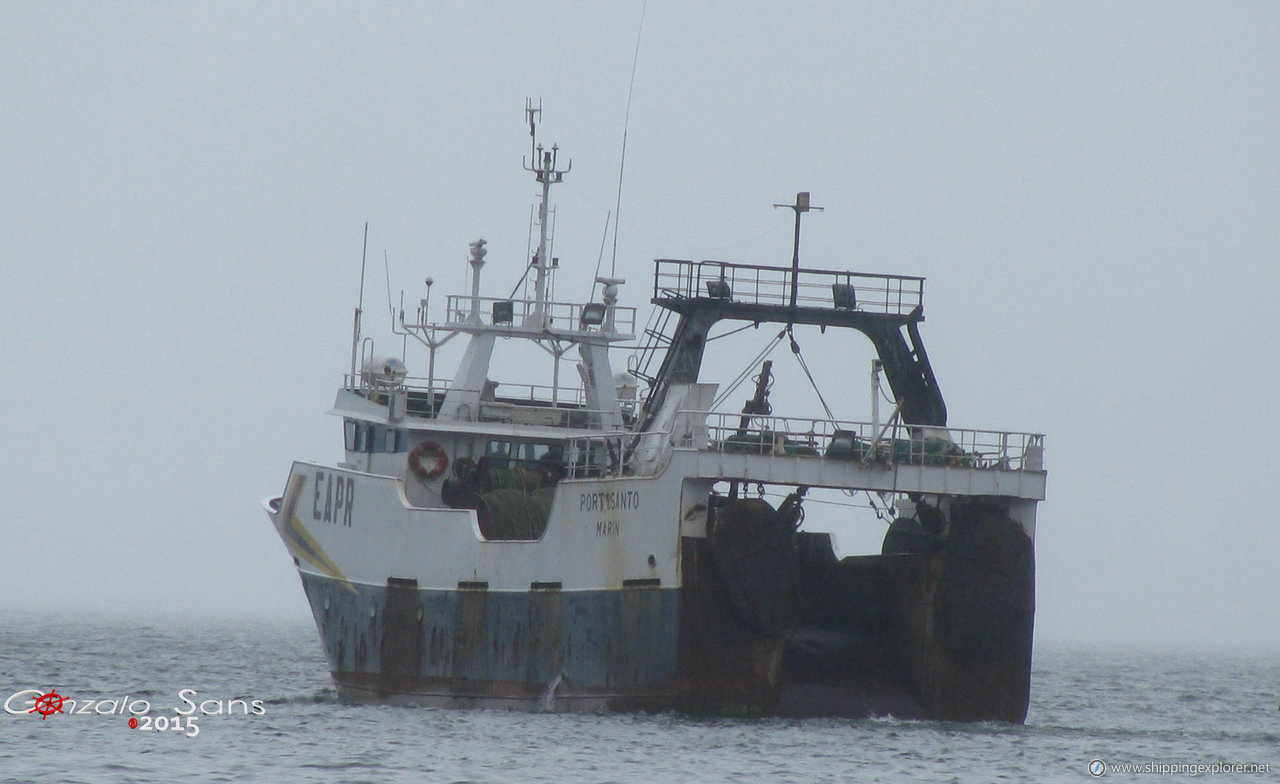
(3, 2, 1277, 648)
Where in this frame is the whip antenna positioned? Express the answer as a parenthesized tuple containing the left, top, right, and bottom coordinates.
(609, 0, 648, 278)
(350, 222, 369, 379)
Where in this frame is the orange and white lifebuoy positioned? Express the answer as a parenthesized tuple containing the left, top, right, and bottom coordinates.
(408, 441, 448, 480)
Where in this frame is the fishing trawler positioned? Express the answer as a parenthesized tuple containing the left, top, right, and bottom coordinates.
(264, 106, 1046, 722)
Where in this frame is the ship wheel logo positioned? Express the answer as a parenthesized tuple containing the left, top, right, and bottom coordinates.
(30, 689, 65, 719)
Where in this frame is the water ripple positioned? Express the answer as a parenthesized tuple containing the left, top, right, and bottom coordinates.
(1, 612, 1276, 783)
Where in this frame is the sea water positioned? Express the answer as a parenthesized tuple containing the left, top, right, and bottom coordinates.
(1, 610, 1274, 783)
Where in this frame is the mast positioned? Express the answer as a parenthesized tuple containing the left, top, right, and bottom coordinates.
(773, 192, 823, 319)
(523, 99, 571, 328)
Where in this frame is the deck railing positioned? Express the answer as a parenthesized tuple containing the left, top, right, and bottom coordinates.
(652, 259, 925, 318)
(440, 295, 637, 336)
(344, 374, 600, 422)
(698, 412, 1043, 471)
(564, 410, 1044, 479)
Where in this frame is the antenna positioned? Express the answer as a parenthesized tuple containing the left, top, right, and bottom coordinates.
(522, 99, 570, 325)
(350, 222, 369, 380)
(610, 0, 648, 279)
(526, 98, 541, 164)
(588, 210, 612, 301)
(384, 250, 394, 324)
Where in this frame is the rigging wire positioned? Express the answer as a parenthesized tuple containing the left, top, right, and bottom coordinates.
(786, 326, 836, 420)
(851, 490, 897, 523)
(587, 211, 612, 301)
(753, 488, 892, 515)
(523, 202, 535, 292)
(704, 321, 762, 342)
(710, 329, 787, 411)
(561, 178, 791, 254)
(879, 382, 897, 405)
(507, 260, 533, 301)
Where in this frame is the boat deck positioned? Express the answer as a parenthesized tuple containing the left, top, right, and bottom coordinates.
(678, 445, 1045, 500)
(571, 411, 1045, 501)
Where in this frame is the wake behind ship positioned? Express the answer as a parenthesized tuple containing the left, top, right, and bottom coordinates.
(264, 106, 1046, 722)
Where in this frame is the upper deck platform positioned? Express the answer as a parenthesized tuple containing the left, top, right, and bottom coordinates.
(651, 259, 925, 326)
(414, 294, 637, 342)
(639, 259, 946, 427)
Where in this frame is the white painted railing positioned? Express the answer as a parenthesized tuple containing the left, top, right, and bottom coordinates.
(564, 411, 1045, 479)
(345, 374, 601, 420)
(699, 411, 1044, 471)
(440, 295, 637, 336)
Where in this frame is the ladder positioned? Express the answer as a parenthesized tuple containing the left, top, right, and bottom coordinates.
(627, 303, 679, 391)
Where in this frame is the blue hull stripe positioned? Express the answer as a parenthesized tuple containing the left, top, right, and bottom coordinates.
(299, 572, 681, 705)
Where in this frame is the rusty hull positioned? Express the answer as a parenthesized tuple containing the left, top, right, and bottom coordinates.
(679, 497, 1035, 722)
(300, 573, 683, 710)
(296, 499, 1032, 720)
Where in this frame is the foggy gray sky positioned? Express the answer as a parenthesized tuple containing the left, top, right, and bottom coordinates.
(3, 2, 1277, 648)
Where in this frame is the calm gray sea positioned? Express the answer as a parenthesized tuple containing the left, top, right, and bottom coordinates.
(0, 610, 1274, 783)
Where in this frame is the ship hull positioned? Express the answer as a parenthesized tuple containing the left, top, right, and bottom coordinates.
(298, 572, 682, 711)
(291, 495, 1034, 722)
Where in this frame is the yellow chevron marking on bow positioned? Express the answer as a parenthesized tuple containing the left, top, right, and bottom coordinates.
(280, 473, 358, 594)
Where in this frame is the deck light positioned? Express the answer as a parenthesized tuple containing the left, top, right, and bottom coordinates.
(580, 302, 607, 327)
(705, 279, 732, 299)
(832, 282, 856, 310)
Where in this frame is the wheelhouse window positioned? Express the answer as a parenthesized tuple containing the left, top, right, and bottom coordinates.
(484, 440, 512, 467)
(480, 440, 563, 470)
(384, 428, 405, 453)
(344, 419, 405, 453)
(345, 419, 367, 452)
(515, 442, 554, 463)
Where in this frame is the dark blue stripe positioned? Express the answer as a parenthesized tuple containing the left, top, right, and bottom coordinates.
(299, 573, 680, 704)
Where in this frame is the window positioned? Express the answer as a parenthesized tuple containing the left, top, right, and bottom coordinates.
(482, 440, 563, 469)
(516, 442, 552, 462)
(346, 420, 407, 453)
(344, 420, 371, 452)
